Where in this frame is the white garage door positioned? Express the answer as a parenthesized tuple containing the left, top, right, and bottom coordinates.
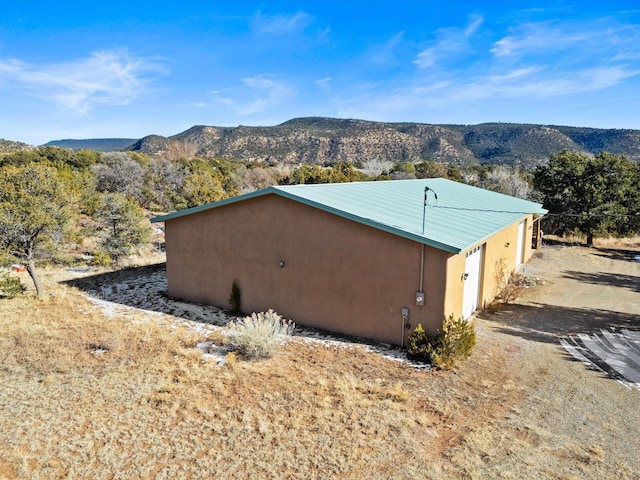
(462, 245, 483, 319)
(516, 220, 525, 268)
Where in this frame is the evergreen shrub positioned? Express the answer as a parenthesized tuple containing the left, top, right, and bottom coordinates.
(90, 250, 113, 267)
(0, 273, 25, 299)
(229, 280, 241, 313)
(406, 315, 476, 369)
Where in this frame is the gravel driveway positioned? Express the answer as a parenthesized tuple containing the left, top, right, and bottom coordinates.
(451, 242, 640, 479)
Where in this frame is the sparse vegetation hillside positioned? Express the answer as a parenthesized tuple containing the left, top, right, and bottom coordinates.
(124, 118, 640, 166)
(0, 138, 34, 154)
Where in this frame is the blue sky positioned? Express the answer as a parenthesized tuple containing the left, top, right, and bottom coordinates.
(1, 1, 639, 145)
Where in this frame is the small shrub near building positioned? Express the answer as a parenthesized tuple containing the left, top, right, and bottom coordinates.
(225, 309, 295, 360)
(90, 250, 113, 267)
(229, 280, 241, 313)
(494, 258, 528, 304)
(497, 271, 528, 304)
(406, 315, 476, 369)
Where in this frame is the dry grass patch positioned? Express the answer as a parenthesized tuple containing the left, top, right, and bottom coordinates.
(0, 278, 528, 479)
(0, 289, 200, 381)
(544, 234, 640, 249)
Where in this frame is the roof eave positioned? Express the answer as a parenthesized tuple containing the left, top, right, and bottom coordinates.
(150, 187, 279, 223)
(151, 182, 546, 255)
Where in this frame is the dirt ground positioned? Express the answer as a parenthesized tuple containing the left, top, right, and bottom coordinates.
(62, 240, 640, 478)
(440, 241, 640, 479)
(1, 240, 639, 479)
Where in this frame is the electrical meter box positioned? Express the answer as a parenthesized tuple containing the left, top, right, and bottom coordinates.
(416, 291, 425, 306)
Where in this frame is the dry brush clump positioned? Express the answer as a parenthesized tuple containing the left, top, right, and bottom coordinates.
(493, 258, 529, 305)
(224, 309, 295, 360)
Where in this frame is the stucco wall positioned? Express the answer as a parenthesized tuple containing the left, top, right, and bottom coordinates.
(163, 194, 452, 345)
(443, 214, 536, 319)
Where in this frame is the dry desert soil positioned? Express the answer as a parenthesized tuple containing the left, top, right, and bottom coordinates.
(1, 239, 639, 479)
(441, 241, 640, 479)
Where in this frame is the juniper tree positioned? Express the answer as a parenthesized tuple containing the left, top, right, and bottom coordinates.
(534, 149, 640, 245)
(94, 193, 150, 265)
(0, 163, 76, 296)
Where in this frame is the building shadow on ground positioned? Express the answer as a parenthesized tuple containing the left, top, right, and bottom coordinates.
(63, 262, 189, 317)
(63, 262, 408, 356)
(65, 263, 167, 293)
(478, 302, 640, 346)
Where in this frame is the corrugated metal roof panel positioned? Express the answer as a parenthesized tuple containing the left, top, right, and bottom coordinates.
(152, 178, 547, 253)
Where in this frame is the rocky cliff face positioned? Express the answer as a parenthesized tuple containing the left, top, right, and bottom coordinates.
(126, 117, 640, 166)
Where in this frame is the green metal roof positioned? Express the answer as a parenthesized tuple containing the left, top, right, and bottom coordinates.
(152, 178, 547, 254)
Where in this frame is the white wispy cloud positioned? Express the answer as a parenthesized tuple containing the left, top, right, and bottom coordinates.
(464, 15, 484, 36)
(614, 50, 640, 61)
(375, 16, 640, 114)
(252, 11, 313, 34)
(491, 22, 590, 57)
(212, 75, 295, 115)
(342, 63, 639, 116)
(367, 31, 405, 65)
(315, 77, 332, 90)
(414, 15, 484, 69)
(491, 18, 640, 60)
(0, 58, 24, 76)
(0, 49, 166, 113)
(450, 66, 639, 101)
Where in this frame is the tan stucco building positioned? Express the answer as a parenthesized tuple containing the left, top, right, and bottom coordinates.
(152, 179, 546, 346)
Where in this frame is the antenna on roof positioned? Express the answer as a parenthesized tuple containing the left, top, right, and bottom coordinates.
(422, 186, 438, 235)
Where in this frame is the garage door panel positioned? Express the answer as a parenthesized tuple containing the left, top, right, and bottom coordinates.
(462, 245, 483, 319)
(516, 220, 525, 268)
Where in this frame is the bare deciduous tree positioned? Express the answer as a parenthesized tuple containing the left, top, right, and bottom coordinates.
(165, 140, 199, 161)
(144, 158, 185, 209)
(237, 167, 277, 193)
(91, 152, 145, 201)
(477, 166, 533, 200)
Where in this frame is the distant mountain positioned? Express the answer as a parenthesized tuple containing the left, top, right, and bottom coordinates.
(44, 138, 138, 151)
(127, 118, 640, 166)
(0, 138, 34, 154)
(29, 118, 640, 166)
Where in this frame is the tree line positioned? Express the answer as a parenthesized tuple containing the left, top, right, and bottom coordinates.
(1, 146, 639, 296)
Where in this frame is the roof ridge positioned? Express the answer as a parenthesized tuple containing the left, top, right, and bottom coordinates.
(152, 179, 546, 254)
